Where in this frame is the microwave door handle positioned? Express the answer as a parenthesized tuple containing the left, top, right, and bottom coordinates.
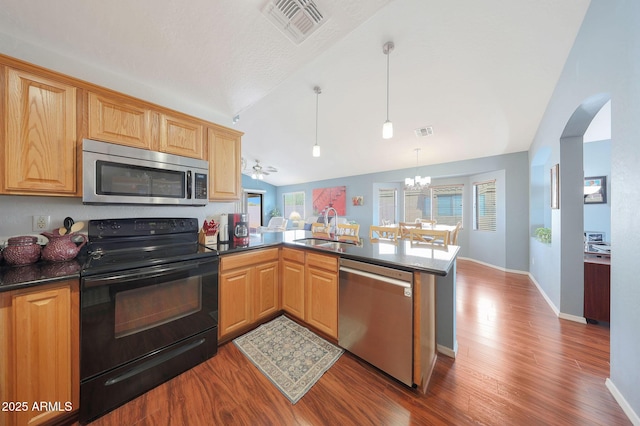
(186, 170, 192, 199)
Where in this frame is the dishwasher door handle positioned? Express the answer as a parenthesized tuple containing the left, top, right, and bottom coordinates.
(339, 266, 412, 288)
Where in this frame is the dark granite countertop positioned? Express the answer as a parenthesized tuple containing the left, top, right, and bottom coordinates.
(1, 230, 459, 292)
(0, 258, 82, 293)
(218, 230, 459, 276)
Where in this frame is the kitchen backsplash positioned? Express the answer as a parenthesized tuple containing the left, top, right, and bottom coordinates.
(0, 195, 238, 238)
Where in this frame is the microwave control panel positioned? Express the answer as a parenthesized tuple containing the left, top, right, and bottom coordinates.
(194, 173, 208, 199)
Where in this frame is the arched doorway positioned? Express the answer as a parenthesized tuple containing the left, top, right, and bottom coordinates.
(559, 93, 610, 317)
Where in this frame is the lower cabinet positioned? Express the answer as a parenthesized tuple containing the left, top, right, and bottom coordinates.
(584, 258, 611, 323)
(281, 248, 306, 320)
(0, 279, 79, 426)
(305, 252, 339, 339)
(219, 248, 279, 340)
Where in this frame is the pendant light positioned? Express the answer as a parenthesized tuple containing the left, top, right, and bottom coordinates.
(404, 148, 431, 191)
(382, 41, 394, 139)
(312, 86, 321, 157)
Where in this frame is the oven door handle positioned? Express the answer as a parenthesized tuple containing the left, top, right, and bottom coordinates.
(82, 259, 218, 288)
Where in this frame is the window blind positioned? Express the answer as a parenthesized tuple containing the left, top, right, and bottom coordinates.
(283, 191, 305, 220)
(379, 188, 397, 224)
(404, 185, 463, 226)
(474, 180, 496, 231)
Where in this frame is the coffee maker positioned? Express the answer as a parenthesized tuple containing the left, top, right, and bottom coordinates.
(228, 213, 249, 245)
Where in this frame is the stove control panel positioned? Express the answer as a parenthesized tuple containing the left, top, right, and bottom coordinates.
(89, 218, 199, 238)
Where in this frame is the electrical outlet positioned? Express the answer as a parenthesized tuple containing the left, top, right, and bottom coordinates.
(32, 215, 51, 231)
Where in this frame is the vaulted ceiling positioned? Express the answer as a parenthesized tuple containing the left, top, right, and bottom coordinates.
(0, 0, 591, 186)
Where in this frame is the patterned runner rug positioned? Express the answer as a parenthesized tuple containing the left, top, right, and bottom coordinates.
(233, 315, 344, 404)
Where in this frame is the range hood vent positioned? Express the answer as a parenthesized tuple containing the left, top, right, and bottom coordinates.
(263, 0, 327, 44)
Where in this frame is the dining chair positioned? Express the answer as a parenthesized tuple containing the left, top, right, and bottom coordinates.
(450, 221, 462, 245)
(415, 218, 437, 227)
(409, 228, 450, 246)
(336, 223, 360, 242)
(398, 222, 420, 239)
(311, 222, 331, 238)
(369, 225, 399, 243)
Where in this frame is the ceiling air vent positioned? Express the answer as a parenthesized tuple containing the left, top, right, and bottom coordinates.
(263, 0, 327, 44)
(415, 126, 434, 137)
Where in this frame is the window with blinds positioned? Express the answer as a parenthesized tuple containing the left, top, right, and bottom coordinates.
(283, 191, 305, 220)
(404, 185, 463, 226)
(379, 188, 397, 224)
(473, 180, 496, 231)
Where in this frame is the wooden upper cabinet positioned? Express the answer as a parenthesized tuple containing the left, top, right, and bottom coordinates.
(159, 113, 204, 159)
(4, 67, 77, 195)
(208, 128, 242, 201)
(87, 91, 154, 149)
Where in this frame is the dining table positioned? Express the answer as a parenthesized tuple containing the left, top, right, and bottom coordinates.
(387, 222, 458, 243)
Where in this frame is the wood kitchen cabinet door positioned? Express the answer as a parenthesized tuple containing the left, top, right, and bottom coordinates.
(0, 280, 79, 426)
(281, 248, 305, 320)
(208, 128, 242, 201)
(87, 91, 154, 150)
(219, 267, 253, 339)
(253, 261, 279, 321)
(4, 67, 77, 195)
(305, 253, 338, 338)
(159, 113, 204, 159)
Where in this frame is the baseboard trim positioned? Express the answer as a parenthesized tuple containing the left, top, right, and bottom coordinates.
(558, 312, 587, 324)
(437, 342, 457, 359)
(457, 256, 528, 275)
(527, 272, 561, 317)
(606, 378, 640, 425)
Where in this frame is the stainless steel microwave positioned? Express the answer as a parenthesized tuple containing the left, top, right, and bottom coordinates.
(82, 139, 208, 206)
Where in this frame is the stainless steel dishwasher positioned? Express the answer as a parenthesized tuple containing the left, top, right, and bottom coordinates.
(338, 258, 413, 386)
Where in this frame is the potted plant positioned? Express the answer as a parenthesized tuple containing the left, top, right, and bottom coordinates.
(269, 208, 281, 218)
(534, 227, 551, 244)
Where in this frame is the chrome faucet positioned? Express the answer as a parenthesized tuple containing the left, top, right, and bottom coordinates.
(324, 207, 339, 235)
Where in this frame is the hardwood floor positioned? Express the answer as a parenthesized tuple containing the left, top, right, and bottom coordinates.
(85, 259, 629, 425)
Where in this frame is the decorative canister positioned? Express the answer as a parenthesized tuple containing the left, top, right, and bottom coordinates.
(41, 232, 87, 262)
(3, 236, 41, 266)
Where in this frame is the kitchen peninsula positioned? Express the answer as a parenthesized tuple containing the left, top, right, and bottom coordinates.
(218, 229, 459, 392)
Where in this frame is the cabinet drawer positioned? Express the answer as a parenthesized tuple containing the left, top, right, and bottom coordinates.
(282, 247, 305, 263)
(220, 248, 279, 271)
(306, 252, 338, 272)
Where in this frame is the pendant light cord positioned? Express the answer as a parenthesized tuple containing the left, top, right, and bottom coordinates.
(315, 87, 319, 145)
(386, 48, 390, 121)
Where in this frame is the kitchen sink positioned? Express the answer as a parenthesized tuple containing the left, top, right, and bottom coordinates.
(292, 238, 359, 249)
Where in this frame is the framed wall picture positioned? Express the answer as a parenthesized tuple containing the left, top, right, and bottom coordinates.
(585, 231, 605, 243)
(312, 186, 346, 215)
(584, 176, 607, 204)
(550, 164, 559, 209)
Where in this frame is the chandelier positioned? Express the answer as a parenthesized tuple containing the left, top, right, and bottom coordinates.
(404, 148, 431, 191)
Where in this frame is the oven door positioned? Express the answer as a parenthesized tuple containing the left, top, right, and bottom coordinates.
(80, 257, 218, 381)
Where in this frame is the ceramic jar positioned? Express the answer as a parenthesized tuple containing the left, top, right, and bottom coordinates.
(3, 236, 41, 266)
(41, 233, 87, 262)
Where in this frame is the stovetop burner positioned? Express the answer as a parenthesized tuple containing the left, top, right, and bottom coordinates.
(81, 218, 218, 276)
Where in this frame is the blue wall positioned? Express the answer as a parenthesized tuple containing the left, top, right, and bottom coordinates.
(528, 0, 640, 419)
(271, 151, 529, 272)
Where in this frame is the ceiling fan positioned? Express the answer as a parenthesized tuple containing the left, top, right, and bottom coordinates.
(250, 160, 278, 180)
